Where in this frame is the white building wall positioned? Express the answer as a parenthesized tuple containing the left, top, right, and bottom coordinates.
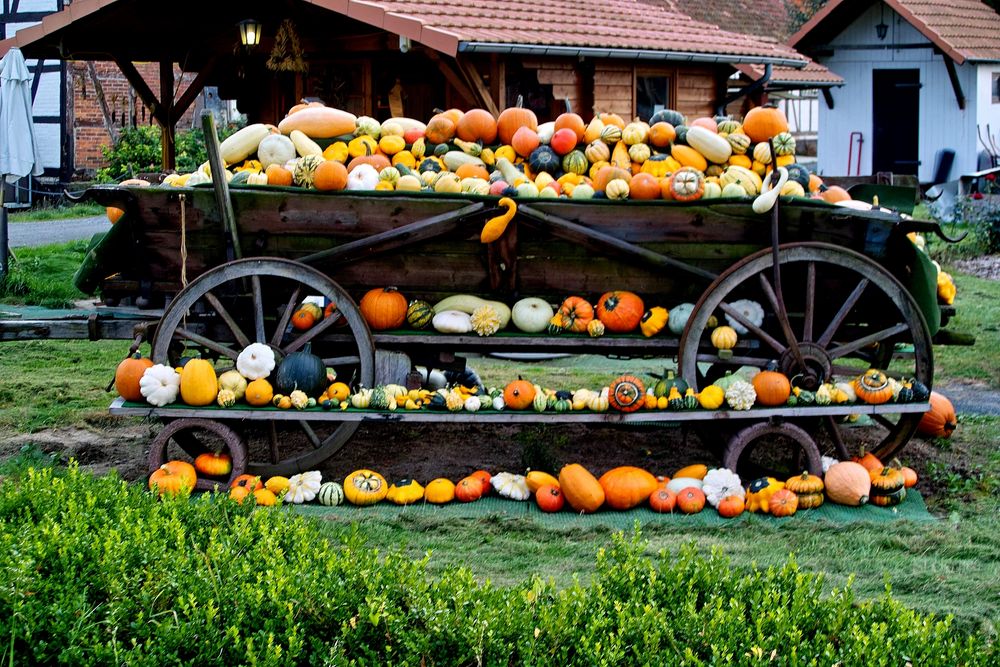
(2, 1, 64, 175)
(976, 65, 1000, 168)
(816, 4, 982, 182)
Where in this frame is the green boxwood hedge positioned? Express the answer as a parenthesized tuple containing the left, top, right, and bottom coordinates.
(0, 465, 993, 666)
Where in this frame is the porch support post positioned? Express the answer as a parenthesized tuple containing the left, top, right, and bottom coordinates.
(943, 56, 966, 110)
(159, 61, 176, 170)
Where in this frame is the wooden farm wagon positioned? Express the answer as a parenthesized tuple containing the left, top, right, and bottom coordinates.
(3, 122, 967, 487)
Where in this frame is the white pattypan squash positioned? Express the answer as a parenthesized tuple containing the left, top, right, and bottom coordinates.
(286, 470, 323, 504)
(236, 343, 275, 381)
(491, 472, 530, 501)
(701, 468, 745, 508)
(139, 364, 180, 407)
(725, 379, 757, 410)
(725, 299, 764, 335)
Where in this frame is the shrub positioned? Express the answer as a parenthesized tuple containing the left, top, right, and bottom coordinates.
(96, 120, 244, 182)
(0, 465, 994, 665)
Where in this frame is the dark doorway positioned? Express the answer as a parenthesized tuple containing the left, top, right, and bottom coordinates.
(872, 69, 920, 175)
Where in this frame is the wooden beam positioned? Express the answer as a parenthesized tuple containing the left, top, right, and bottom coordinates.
(943, 56, 966, 110)
(112, 56, 164, 126)
(425, 50, 479, 108)
(490, 55, 506, 110)
(822, 88, 835, 110)
(159, 61, 176, 170)
(173, 56, 219, 118)
(457, 59, 500, 116)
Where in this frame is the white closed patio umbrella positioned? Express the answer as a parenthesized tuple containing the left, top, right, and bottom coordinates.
(0, 47, 44, 279)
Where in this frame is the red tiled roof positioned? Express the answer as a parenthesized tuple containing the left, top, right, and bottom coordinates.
(1, 0, 808, 67)
(737, 58, 845, 87)
(790, 0, 1000, 64)
(341, 0, 809, 65)
(673, 0, 793, 42)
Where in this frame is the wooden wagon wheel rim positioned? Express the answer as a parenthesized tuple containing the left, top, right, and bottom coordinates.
(151, 257, 375, 476)
(678, 242, 932, 462)
(148, 418, 247, 492)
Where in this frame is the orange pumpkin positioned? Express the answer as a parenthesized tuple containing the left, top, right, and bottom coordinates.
(751, 364, 791, 406)
(852, 449, 883, 474)
(599, 112, 626, 129)
(742, 105, 789, 143)
(549, 128, 579, 155)
(229, 486, 252, 504)
(511, 126, 540, 157)
(535, 484, 565, 512)
(455, 476, 484, 502)
(608, 375, 646, 412)
(454, 163, 489, 180)
(554, 112, 586, 143)
(291, 308, 317, 331)
(148, 460, 197, 497)
(253, 488, 278, 506)
(557, 296, 595, 333)
(629, 172, 661, 200)
(313, 159, 348, 191)
(456, 108, 497, 144)
(598, 466, 658, 510)
(717, 494, 745, 518)
(114, 355, 154, 402)
(558, 463, 605, 513)
(820, 186, 851, 203)
(690, 117, 718, 132)
(107, 206, 125, 224)
(503, 378, 536, 410)
(470, 469, 492, 495)
(193, 452, 232, 477)
(230, 474, 264, 492)
(425, 114, 457, 144)
(347, 151, 391, 173)
(649, 487, 676, 513)
(824, 462, 871, 506)
(265, 164, 294, 186)
(676, 487, 706, 514)
(596, 290, 645, 333)
(917, 391, 957, 438)
(359, 287, 408, 330)
(901, 466, 918, 488)
(497, 106, 538, 145)
(648, 122, 676, 148)
(593, 165, 633, 192)
(768, 488, 799, 517)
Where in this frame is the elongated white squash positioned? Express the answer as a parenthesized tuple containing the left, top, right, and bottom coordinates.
(220, 124, 275, 165)
(442, 151, 485, 172)
(289, 130, 323, 157)
(686, 125, 732, 164)
(381, 117, 427, 134)
(433, 295, 511, 330)
(278, 107, 357, 139)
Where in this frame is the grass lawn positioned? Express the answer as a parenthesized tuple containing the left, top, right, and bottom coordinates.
(7, 202, 105, 222)
(1, 240, 999, 642)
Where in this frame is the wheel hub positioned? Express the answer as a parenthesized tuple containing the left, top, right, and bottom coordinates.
(779, 343, 831, 390)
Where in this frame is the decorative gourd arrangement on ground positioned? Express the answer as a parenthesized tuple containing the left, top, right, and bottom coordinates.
(154, 101, 881, 209)
(147, 452, 921, 517)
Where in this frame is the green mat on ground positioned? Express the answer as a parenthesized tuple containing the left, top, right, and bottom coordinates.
(292, 490, 934, 528)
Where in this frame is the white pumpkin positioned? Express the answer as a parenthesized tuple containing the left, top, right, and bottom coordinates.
(257, 134, 296, 169)
(139, 364, 180, 407)
(665, 477, 703, 495)
(724, 299, 765, 335)
(432, 310, 473, 334)
(347, 163, 380, 191)
(285, 470, 323, 504)
(491, 472, 531, 501)
(701, 468, 744, 508)
(463, 395, 481, 412)
(236, 343, 275, 381)
(511, 297, 555, 333)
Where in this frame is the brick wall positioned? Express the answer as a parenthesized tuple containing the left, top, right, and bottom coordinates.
(69, 61, 200, 173)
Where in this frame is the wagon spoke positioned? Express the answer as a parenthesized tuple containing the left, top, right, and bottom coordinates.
(872, 413, 897, 430)
(817, 278, 868, 347)
(823, 416, 852, 460)
(271, 285, 303, 348)
(268, 422, 280, 465)
(718, 301, 786, 355)
(251, 275, 266, 344)
(176, 327, 240, 360)
(803, 262, 816, 342)
(203, 291, 251, 349)
(827, 323, 909, 360)
(757, 272, 804, 364)
(284, 311, 342, 354)
(299, 421, 322, 449)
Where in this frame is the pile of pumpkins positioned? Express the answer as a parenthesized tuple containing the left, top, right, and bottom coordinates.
(148, 456, 920, 516)
(113, 339, 344, 411)
(155, 101, 866, 206)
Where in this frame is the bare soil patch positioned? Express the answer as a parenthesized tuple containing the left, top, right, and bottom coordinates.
(952, 254, 1000, 280)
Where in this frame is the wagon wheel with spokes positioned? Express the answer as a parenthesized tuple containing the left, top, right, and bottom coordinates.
(151, 257, 375, 476)
(679, 243, 933, 462)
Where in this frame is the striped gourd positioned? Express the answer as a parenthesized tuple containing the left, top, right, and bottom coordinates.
(406, 300, 435, 329)
(318, 481, 345, 506)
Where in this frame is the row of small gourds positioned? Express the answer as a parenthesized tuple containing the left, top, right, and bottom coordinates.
(151, 101, 866, 206)
(148, 455, 919, 517)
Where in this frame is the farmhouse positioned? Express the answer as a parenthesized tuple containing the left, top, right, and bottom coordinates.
(790, 0, 1000, 183)
(1, 0, 817, 173)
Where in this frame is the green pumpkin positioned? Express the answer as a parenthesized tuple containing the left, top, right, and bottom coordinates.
(786, 393, 799, 407)
(726, 133, 752, 156)
(870, 486, 906, 507)
(785, 164, 811, 190)
(772, 132, 796, 156)
(433, 143, 451, 157)
(716, 119, 742, 135)
(418, 158, 443, 173)
(896, 386, 914, 403)
(712, 371, 746, 392)
(553, 398, 572, 412)
(406, 300, 435, 330)
(649, 109, 686, 127)
(230, 170, 252, 185)
(274, 344, 327, 396)
(528, 146, 561, 174)
(653, 369, 689, 398)
(668, 391, 685, 411)
(533, 392, 548, 413)
(683, 389, 699, 410)
(562, 150, 589, 175)
(673, 125, 689, 146)
(796, 389, 815, 405)
(908, 379, 930, 402)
